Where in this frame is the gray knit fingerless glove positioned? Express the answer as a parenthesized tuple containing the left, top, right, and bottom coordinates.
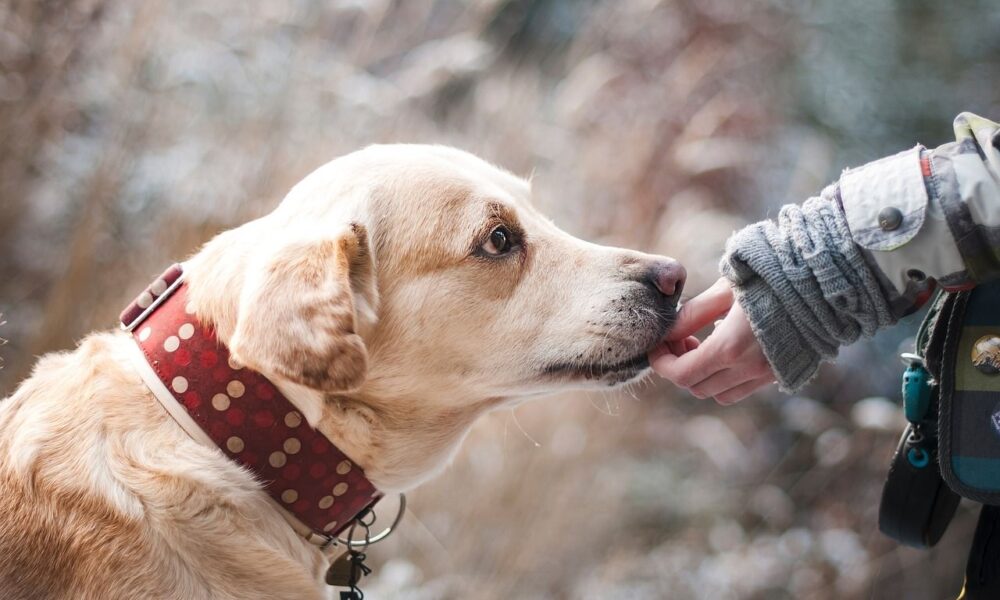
(720, 186, 897, 391)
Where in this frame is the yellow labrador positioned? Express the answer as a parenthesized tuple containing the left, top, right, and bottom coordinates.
(0, 145, 684, 599)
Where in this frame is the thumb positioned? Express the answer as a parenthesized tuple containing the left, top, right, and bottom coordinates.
(666, 277, 734, 341)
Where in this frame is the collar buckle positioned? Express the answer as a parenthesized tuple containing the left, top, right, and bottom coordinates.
(119, 264, 185, 332)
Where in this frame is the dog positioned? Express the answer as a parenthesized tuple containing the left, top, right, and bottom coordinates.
(0, 145, 684, 599)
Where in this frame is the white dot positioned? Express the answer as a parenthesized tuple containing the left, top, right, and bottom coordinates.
(319, 496, 334, 509)
(336, 460, 352, 475)
(171, 376, 188, 393)
(284, 412, 302, 428)
(226, 436, 244, 453)
(281, 489, 298, 504)
(323, 521, 339, 532)
(333, 482, 349, 497)
(283, 438, 301, 454)
(163, 336, 180, 352)
(269, 451, 287, 468)
(227, 380, 245, 398)
(138, 327, 152, 342)
(150, 278, 167, 295)
(178, 323, 195, 340)
(136, 291, 153, 309)
(227, 356, 243, 370)
(184, 302, 196, 315)
(212, 393, 230, 411)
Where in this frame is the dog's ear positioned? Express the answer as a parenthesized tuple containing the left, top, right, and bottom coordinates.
(228, 224, 378, 393)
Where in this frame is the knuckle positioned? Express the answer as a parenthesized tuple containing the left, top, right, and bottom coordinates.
(675, 373, 696, 388)
(717, 344, 739, 363)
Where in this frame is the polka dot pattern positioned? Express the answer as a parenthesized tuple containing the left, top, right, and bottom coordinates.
(269, 451, 287, 468)
(172, 376, 188, 393)
(119, 264, 184, 329)
(150, 278, 167, 296)
(212, 393, 230, 411)
(126, 270, 381, 539)
(226, 380, 245, 398)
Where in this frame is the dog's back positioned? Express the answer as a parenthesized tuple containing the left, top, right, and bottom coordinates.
(0, 335, 160, 599)
(0, 334, 327, 599)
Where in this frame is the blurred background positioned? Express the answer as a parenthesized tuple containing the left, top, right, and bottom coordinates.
(2, 0, 1000, 597)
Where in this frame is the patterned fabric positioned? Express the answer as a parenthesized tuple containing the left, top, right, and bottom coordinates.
(844, 112, 1000, 297)
(119, 263, 184, 330)
(937, 281, 1000, 503)
(123, 265, 381, 539)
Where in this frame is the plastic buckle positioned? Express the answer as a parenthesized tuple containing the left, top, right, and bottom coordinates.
(120, 269, 186, 332)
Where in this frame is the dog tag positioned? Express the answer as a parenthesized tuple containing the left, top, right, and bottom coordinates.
(326, 549, 373, 589)
(325, 552, 356, 587)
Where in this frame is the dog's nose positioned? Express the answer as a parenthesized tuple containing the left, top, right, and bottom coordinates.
(647, 259, 686, 301)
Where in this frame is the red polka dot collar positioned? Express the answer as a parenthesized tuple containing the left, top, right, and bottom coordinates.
(121, 264, 382, 546)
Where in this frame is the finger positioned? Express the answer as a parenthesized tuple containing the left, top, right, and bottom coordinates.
(668, 336, 700, 356)
(688, 368, 755, 400)
(650, 343, 726, 388)
(648, 336, 701, 363)
(666, 278, 734, 341)
(714, 376, 775, 405)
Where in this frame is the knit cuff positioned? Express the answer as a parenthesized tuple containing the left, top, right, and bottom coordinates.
(729, 273, 823, 391)
(720, 191, 896, 392)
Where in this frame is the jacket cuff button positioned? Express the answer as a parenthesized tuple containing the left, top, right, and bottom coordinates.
(878, 207, 904, 231)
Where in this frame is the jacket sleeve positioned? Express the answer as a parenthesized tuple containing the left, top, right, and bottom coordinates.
(720, 113, 1000, 391)
(840, 112, 1000, 313)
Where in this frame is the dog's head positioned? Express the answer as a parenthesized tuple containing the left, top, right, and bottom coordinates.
(190, 145, 684, 410)
(187, 144, 685, 486)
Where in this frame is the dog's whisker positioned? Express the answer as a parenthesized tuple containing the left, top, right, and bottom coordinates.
(509, 408, 541, 448)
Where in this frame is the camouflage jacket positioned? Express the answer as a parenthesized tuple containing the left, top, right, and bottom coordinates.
(841, 112, 1000, 311)
(725, 114, 1000, 497)
(720, 113, 1000, 391)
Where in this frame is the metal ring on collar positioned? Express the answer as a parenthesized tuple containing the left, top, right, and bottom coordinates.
(338, 493, 407, 548)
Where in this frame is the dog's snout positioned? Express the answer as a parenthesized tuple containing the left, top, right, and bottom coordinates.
(646, 259, 686, 301)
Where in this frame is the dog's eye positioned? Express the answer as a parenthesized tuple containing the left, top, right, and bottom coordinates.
(482, 226, 513, 256)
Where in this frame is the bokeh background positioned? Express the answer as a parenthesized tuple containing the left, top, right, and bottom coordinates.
(3, 1, 1000, 598)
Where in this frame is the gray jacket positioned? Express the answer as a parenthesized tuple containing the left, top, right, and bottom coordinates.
(723, 112, 1000, 390)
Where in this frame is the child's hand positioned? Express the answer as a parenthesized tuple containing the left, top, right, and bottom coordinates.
(649, 278, 774, 404)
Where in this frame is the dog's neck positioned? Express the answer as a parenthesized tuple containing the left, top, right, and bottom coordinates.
(266, 381, 493, 492)
(185, 239, 497, 493)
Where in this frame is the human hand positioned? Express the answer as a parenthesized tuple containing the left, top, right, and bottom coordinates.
(649, 277, 775, 405)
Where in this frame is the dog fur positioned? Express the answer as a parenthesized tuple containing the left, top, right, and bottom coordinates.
(0, 145, 682, 599)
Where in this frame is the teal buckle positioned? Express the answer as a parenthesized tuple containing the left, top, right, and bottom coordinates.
(907, 446, 930, 468)
(901, 353, 932, 423)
